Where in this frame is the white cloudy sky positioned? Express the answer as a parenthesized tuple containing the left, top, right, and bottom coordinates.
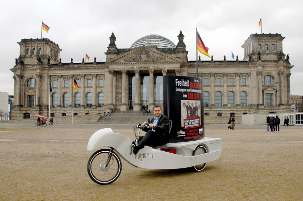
(0, 0, 302, 95)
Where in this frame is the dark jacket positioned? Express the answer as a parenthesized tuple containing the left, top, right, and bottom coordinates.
(143, 114, 169, 139)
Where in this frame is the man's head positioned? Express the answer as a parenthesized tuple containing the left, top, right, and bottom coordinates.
(153, 105, 162, 117)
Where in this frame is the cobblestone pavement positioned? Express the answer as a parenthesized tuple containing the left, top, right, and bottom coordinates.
(0, 125, 302, 201)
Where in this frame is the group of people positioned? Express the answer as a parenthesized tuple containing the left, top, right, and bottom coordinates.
(227, 116, 236, 130)
(266, 116, 280, 132)
(283, 117, 290, 126)
(36, 116, 53, 127)
(141, 105, 151, 114)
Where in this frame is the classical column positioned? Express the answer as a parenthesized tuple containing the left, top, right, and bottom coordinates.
(35, 75, 41, 106)
(249, 71, 258, 105)
(287, 73, 291, 105)
(134, 70, 141, 111)
(210, 73, 215, 107)
(223, 75, 227, 106)
(69, 76, 73, 107)
(120, 70, 128, 111)
(104, 70, 113, 110)
(112, 72, 116, 106)
(58, 76, 62, 107)
(148, 69, 155, 110)
(92, 75, 97, 106)
(257, 71, 263, 105)
(277, 71, 283, 105)
(13, 75, 20, 106)
(20, 76, 24, 106)
(236, 74, 240, 105)
(80, 75, 85, 106)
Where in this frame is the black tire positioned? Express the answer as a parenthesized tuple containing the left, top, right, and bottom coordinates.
(87, 149, 122, 185)
(192, 145, 208, 172)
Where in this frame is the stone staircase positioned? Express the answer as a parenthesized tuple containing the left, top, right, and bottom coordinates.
(97, 112, 153, 124)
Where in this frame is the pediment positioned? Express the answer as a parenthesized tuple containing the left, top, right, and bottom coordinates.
(109, 47, 182, 64)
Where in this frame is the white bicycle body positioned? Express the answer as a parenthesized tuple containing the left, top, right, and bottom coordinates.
(87, 128, 222, 185)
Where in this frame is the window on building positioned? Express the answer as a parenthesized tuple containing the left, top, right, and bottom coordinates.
(265, 44, 269, 52)
(227, 78, 236, 86)
(63, 93, 71, 107)
(258, 44, 262, 51)
(87, 79, 93, 88)
(215, 91, 223, 108)
(202, 77, 210, 86)
(215, 77, 223, 86)
(25, 48, 29, 55)
(264, 93, 273, 106)
(27, 95, 35, 107)
(264, 75, 274, 85)
(74, 92, 81, 107)
(63, 80, 70, 88)
(272, 44, 276, 51)
(98, 92, 104, 106)
(203, 91, 210, 107)
(27, 78, 35, 88)
(86, 92, 93, 106)
(98, 79, 105, 87)
(240, 77, 247, 86)
(240, 91, 248, 106)
(51, 80, 58, 88)
(30, 48, 35, 56)
(37, 48, 41, 55)
(51, 93, 60, 107)
(227, 91, 235, 105)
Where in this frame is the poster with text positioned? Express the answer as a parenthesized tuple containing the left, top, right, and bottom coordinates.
(163, 76, 204, 142)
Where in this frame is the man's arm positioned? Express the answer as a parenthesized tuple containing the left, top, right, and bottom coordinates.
(154, 116, 169, 134)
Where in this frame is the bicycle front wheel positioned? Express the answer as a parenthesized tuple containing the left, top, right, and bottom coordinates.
(87, 149, 122, 185)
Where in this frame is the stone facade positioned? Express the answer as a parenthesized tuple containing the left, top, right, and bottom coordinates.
(10, 32, 293, 120)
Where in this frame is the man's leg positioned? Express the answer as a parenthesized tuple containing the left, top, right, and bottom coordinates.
(133, 130, 156, 154)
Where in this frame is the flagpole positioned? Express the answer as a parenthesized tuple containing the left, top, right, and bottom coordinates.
(41, 21, 42, 39)
(195, 27, 198, 77)
(48, 76, 51, 118)
(72, 82, 74, 125)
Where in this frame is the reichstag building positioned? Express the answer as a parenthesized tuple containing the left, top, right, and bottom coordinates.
(11, 31, 292, 121)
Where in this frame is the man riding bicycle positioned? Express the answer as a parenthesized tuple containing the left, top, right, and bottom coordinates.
(132, 105, 169, 155)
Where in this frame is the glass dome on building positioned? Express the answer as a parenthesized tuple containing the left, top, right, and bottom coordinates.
(131, 34, 176, 49)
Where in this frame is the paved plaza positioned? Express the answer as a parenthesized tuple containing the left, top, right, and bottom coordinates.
(0, 123, 302, 201)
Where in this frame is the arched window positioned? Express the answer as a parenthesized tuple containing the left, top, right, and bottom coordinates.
(240, 91, 248, 106)
(203, 91, 210, 107)
(227, 91, 235, 105)
(37, 48, 41, 55)
(98, 92, 104, 106)
(264, 75, 274, 85)
(27, 78, 35, 88)
(63, 93, 71, 108)
(86, 92, 93, 106)
(51, 80, 58, 88)
(215, 77, 223, 86)
(51, 93, 60, 107)
(74, 92, 80, 107)
(30, 48, 35, 56)
(202, 77, 210, 86)
(215, 91, 223, 108)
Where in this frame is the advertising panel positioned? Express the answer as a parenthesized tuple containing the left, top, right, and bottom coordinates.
(163, 76, 204, 142)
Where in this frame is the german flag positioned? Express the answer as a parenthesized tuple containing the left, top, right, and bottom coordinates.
(73, 79, 80, 90)
(42, 22, 50, 33)
(196, 30, 210, 57)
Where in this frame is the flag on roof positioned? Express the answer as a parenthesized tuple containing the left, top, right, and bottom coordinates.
(196, 30, 210, 57)
(42, 22, 50, 33)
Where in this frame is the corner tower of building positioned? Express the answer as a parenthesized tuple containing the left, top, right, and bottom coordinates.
(17, 38, 61, 65)
(242, 33, 285, 61)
